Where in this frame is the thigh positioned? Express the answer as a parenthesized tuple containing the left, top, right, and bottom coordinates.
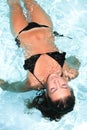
(24, 0, 53, 28)
(8, 2, 28, 36)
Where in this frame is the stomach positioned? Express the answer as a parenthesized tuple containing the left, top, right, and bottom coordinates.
(19, 27, 57, 56)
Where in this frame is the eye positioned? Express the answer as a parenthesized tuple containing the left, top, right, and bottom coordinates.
(61, 84, 68, 88)
(51, 88, 55, 91)
(50, 88, 57, 93)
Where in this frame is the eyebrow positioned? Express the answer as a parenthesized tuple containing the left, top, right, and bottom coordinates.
(61, 84, 69, 88)
(51, 88, 58, 94)
(51, 85, 68, 94)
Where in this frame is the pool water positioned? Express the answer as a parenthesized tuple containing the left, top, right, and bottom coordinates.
(0, 0, 87, 130)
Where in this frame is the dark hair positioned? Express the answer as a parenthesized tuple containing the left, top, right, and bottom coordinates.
(26, 88, 75, 121)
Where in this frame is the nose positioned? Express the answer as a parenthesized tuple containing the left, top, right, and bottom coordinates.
(58, 77, 68, 89)
(50, 79, 60, 93)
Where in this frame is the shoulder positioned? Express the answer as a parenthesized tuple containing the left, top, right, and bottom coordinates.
(26, 73, 44, 90)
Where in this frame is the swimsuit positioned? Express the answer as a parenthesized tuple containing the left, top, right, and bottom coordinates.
(24, 51, 66, 73)
(15, 22, 48, 47)
(15, 22, 66, 87)
(24, 51, 66, 87)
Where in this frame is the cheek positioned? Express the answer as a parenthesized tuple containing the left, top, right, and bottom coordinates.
(47, 81, 53, 92)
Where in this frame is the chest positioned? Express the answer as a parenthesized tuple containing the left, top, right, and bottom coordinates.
(28, 54, 63, 87)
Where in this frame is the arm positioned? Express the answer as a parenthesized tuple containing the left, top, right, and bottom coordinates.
(62, 56, 80, 81)
(0, 79, 30, 92)
(63, 62, 79, 81)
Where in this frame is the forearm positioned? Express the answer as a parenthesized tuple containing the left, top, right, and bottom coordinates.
(0, 80, 30, 92)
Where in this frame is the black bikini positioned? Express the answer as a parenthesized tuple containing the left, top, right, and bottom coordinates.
(24, 51, 66, 73)
(15, 22, 66, 87)
(15, 22, 48, 47)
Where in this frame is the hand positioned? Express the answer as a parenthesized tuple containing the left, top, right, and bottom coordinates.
(0, 79, 5, 85)
(63, 68, 79, 81)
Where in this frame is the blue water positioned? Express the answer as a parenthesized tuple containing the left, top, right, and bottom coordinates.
(0, 0, 87, 130)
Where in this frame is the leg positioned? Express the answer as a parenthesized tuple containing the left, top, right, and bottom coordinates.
(23, 0, 53, 28)
(7, 0, 28, 36)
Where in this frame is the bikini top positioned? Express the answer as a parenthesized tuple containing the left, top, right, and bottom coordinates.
(23, 51, 66, 74)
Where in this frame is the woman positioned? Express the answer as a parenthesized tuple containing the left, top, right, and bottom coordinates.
(0, 0, 79, 121)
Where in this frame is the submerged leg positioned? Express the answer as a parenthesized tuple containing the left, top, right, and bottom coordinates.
(23, 0, 53, 28)
(7, 0, 28, 36)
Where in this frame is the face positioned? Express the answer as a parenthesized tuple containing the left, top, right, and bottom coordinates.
(46, 73, 71, 101)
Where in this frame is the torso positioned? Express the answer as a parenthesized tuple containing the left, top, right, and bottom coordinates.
(19, 27, 57, 57)
(27, 54, 62, 89)
(18, 27, 62, 89)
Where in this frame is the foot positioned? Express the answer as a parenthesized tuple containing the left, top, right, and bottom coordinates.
(0, 79, 5, 85)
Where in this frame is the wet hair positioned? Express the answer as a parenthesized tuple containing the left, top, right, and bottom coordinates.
(26, 88, 75, 121)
